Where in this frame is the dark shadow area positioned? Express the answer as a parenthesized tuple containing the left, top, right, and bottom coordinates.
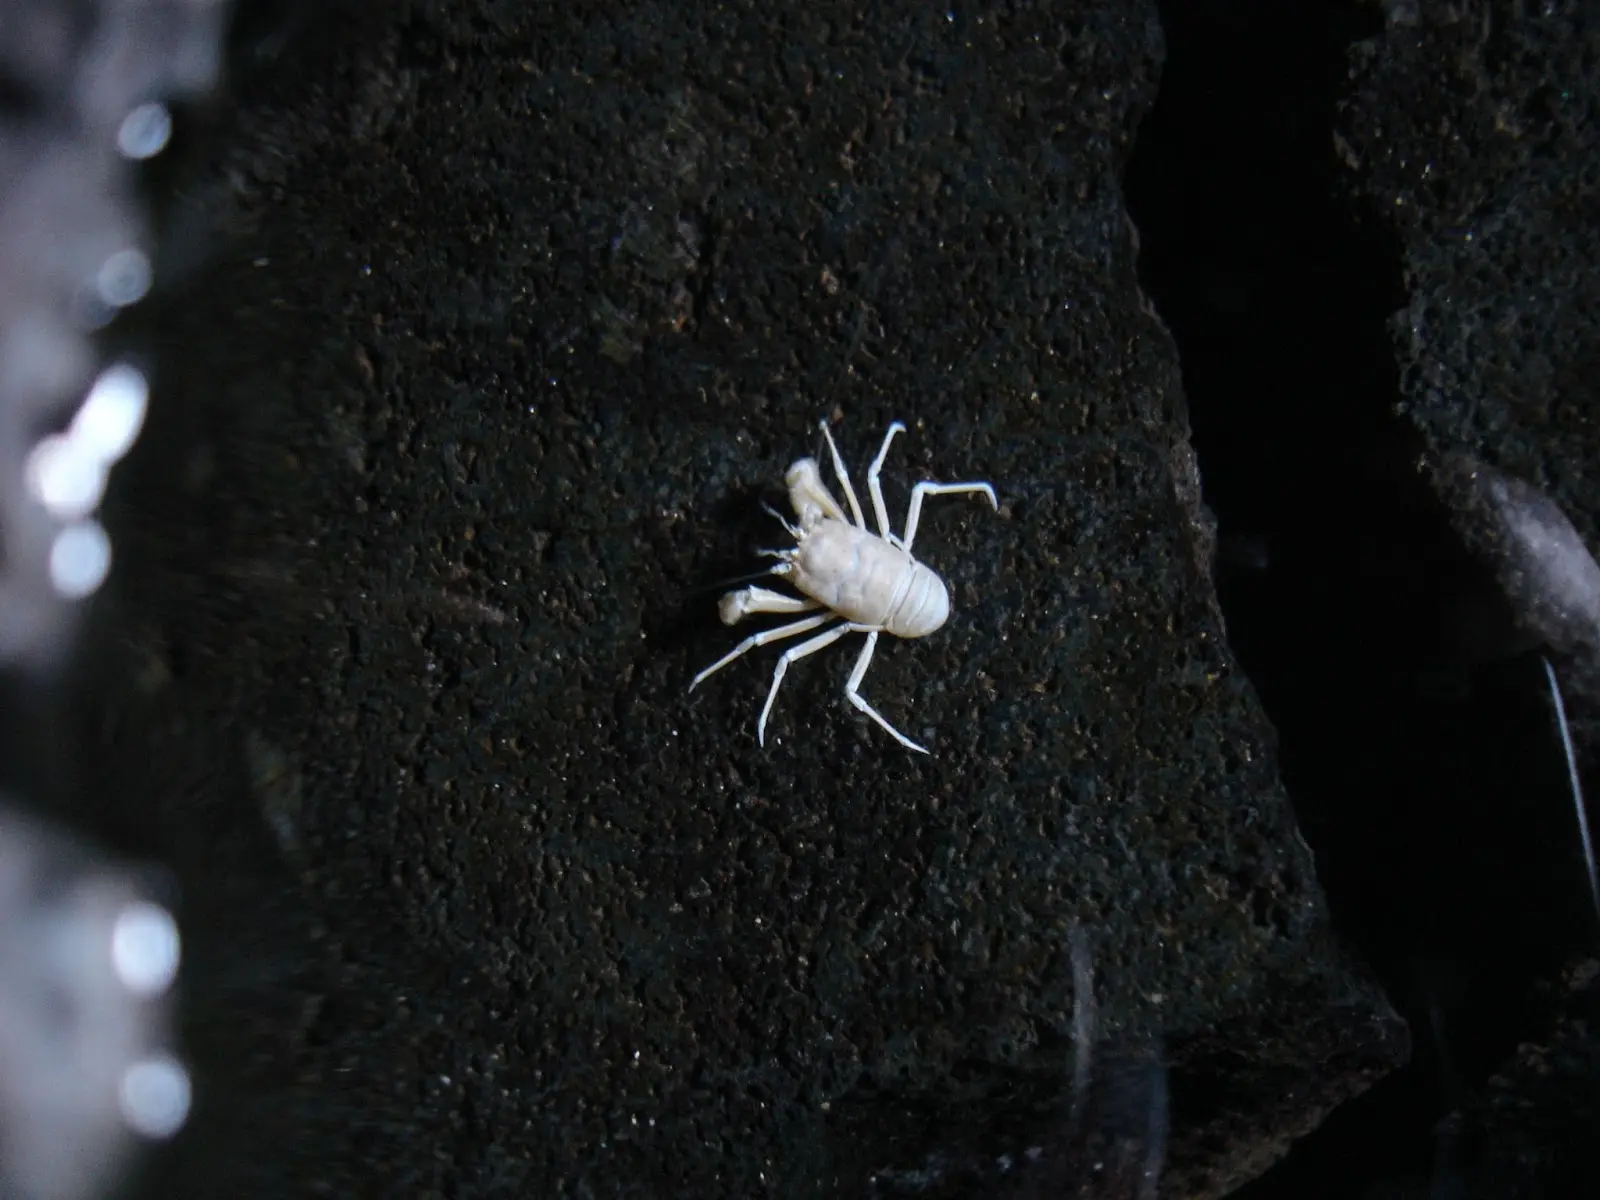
(1125, 1, 1598, 1194)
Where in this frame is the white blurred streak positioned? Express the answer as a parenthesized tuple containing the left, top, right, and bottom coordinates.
(1068, 925, 1095, 1122)
(0, 0, 231, 664)
(1543, 656, 1600, 922)
(0, 807, 185, 1199)
(1139, 1054, 1169, 1200)
(72, 364, 148, 463)
(0, 0, 227, 1192)
(25, 363, 148, 599)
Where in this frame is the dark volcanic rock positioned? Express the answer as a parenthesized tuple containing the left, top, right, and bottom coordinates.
(1239, 1, 1600, 1193)
(1341, 0, 1600, 710)
(69, 1, 1404, 1195)
(1341, 1, 1599, 490)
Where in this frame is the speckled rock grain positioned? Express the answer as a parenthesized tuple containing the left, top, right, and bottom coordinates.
(85, 1, 1403, 1195)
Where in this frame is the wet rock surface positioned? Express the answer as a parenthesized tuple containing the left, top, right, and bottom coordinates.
(63, 1, 1408, 1194)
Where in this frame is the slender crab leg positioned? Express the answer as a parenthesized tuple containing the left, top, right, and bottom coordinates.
(818, 420, 867, 529)
(866, 421, 906, 545)
(901, 480, 999, 551)
(757, 621, 855, 745)
(843, 629, 927, 753)
(689, 612, 834, 692)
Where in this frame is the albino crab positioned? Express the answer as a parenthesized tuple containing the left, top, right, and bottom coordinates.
(690, 419, 996, 753)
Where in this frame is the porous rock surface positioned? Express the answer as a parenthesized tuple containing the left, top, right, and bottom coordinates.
(76, 1, 1406, 1194)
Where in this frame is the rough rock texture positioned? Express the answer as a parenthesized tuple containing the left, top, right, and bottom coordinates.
(61, 1, 1406, 1195)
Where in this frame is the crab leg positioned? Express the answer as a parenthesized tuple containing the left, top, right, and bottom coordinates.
(866, 421, 907, 545)
(818, 420, 867, 529)
(717, 586, 821, 626)
(757, 621, 855, 745)
(689, 612, 834, 693)
(843, 629, 927, 753)
(901, 480, 999, 551)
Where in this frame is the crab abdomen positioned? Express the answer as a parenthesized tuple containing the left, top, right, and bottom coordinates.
(790, 520, 950, 637)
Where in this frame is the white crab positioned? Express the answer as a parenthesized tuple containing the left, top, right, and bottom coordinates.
(690, 419, 997, 753)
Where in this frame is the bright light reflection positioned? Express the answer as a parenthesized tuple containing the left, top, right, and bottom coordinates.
(110, 901, 180, 997)
(49, 520, 111, 598)
(117, 102, 173, 159)
(119, 1055, 191, 1139)
(72, 364, 148, 464)
(25, 434, 107, 520)
(95, 248, 152, 309)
